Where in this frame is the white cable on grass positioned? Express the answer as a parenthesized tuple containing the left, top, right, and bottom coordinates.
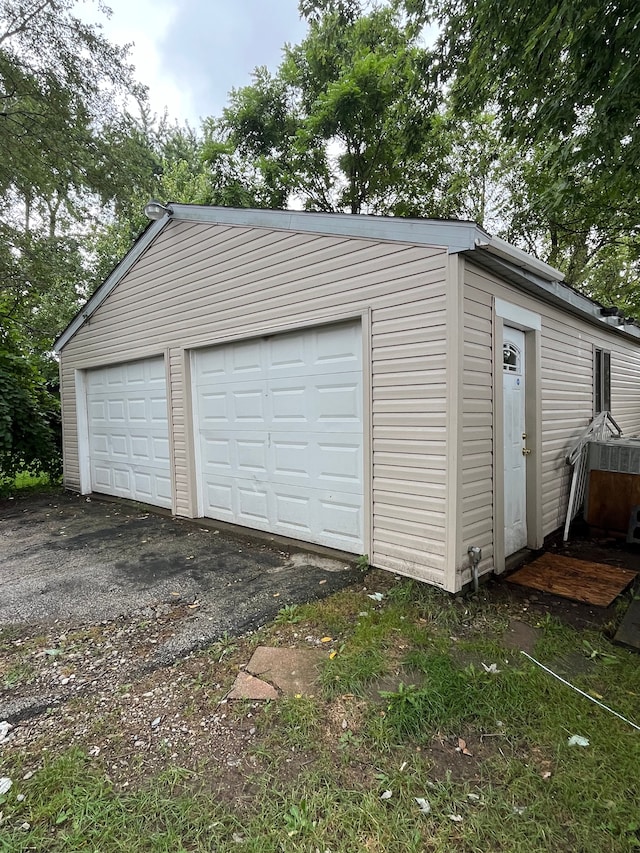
(520, 650, 640, 732)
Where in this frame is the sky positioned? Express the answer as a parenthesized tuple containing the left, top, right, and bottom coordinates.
(82, 0, 307, 127)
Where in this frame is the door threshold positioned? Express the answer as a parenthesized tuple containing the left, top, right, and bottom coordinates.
(505, 547, 533, 573)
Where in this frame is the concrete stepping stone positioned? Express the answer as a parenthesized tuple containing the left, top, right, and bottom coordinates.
(246, 646, 325, 696)
(227, 670, 278, 701)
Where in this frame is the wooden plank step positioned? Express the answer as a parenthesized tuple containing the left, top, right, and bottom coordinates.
(506, 553, 637, 607)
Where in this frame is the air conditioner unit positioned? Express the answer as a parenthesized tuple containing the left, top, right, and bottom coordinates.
(588, 437, 640, 475)
(586, 437, 640, 533)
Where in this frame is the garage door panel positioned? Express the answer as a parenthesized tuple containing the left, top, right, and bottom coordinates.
(318, 442, 362, 487)
(204, 480, 234, 517)
(199, 392, 228, 423)
(152, 436, 170, 463)
(319, 499, 362, 541)
(234, 389, 265, 422)
(274, 491, 312, 533)
(315, 323, 361, 366)
(113, 468, 131, 491)
(131, 435, 151, 459)
(107, 400, 126, 422)
(270, 386, 307, 422)
(236, 439, 268, 473)
(202, 437, 233, 470)
(150, 397, 168, 421)
(272, 440, 310, 478)
(317, 382, 361, 422)
(237, 485, 270, 524)
(127, 398, 148, 421)
(92, 464, 113, 489)
(194, 321, 364, 552)
(111, 434, 129, 457)
(232, 340, 263, 375)
(268, 333, 306, 371)
(86, 357, 171, 509)
(126, 362, 146, 384)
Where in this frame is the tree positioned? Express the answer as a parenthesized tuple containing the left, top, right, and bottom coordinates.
(431, 0, 640, 187)
(429, 0, 640, 301)
(0, 0, 157, 478)
(215, 0, 457, 215)
(91, 119, 217, 287)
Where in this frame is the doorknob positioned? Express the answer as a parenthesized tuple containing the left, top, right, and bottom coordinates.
(522, 447, 532, 456)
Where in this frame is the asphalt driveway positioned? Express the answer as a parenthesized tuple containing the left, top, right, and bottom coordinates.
(0, 490, 360, 666)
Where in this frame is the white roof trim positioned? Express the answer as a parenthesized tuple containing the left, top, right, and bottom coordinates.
(475, 234, 565, 282)
(166, 203, 482, 252)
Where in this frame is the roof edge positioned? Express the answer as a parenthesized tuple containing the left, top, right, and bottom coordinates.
(53, 204, 631, 354)
(464, 251, 640, 342)
(474, 234, 565, 283)
(168, 203, 481, 252)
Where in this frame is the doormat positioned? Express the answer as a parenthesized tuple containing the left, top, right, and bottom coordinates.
(506, 553, 637, 607)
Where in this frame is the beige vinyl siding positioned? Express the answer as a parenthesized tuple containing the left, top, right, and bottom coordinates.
(460, 282, 494, 574)
(60, 365, 80, 489)
(611, 346, 640, 435)
(61, 220, 450, 587)
(168, 348, 190, 518)
(463, 260, 640, 550)
(371, 289, 448, 584)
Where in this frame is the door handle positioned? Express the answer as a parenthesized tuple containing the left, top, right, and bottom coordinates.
(522, 447, 532, 456)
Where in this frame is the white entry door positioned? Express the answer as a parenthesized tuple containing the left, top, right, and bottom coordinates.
(192, 321, 364, 553)
(86, 357, 172, 508)
(503, 327, 527, 555)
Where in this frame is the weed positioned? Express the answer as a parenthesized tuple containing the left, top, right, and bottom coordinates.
(210, 631, 237, 662)
(283, 800, 314, 836)
(2, 661, 34, 688)
(581, 639, 619, 663)
(274, 604, 302, 625)
(355, 553, 370, 572)
(260, 695, 321, 751)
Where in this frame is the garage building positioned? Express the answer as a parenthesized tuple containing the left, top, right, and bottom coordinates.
(54, 205, 640, 592)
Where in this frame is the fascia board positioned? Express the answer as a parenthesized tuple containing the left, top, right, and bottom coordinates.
(169, 204, 482, 253)
(476, 234, 565, 282)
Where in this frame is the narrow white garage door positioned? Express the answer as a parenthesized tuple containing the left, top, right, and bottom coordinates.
(86, 357, 172, 508)
(192, 321, 364, 552)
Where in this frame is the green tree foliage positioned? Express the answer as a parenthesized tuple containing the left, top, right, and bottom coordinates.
(90, 119, 216, 286)
(432, 0, 639, 189)
(0, 329, 61, 482)
(215, 0, 459, 215)
(0, 0, 157, 476)
(429, 0, 640, 305)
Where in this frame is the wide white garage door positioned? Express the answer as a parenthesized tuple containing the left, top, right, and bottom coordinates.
(192, 321, 364, 552)
(86, 357, 172, 508)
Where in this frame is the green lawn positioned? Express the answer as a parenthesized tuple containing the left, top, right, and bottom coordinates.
(0, 576, 638, 852)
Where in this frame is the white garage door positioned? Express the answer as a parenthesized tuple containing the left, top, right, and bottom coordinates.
(86, 357, 172, 508)
(192, 321, 364, 552)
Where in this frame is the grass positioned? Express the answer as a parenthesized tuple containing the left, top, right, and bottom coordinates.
(0, 470, 60, 498)
(1, 575, 639, 852)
